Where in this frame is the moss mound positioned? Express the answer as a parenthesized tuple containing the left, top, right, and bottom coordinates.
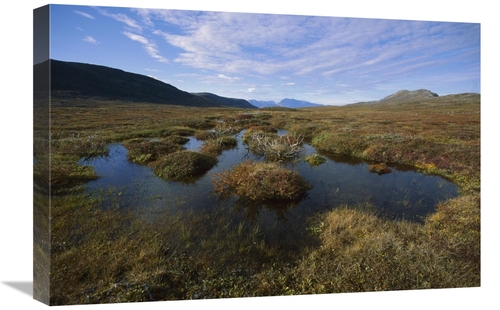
(212, 161, 311, 201)
(152, 151, 217, 180)
(123, 138, 185, 164)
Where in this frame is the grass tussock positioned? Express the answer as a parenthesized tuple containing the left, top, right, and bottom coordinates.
(212, 161, 311, 201)
(151, 150, 217, 180)
(33, 154, 98, 193)
(194, 123, 239, 156)
(122, 137, 186, 164)
(199, 136, 238, 157)
(51, 132, 108, 159)
(304, 153, 326, 166)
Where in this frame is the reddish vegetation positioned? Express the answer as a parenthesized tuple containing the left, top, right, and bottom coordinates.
(212, 161, 311, 201)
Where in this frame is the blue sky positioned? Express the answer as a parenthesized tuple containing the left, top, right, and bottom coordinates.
(49, 4, 480, 105)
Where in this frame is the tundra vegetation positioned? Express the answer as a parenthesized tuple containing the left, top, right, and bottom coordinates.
(33, 94, 480, 305)
(212, 160, 311, 202)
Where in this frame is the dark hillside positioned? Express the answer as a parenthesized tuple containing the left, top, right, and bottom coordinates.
(48, 60, 253, 108)
(192, 92, 256, 109)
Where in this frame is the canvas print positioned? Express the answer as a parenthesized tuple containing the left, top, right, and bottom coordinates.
(33, 4, 480, 306)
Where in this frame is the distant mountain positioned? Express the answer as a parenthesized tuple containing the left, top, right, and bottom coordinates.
(47, 59, 255, 108)
(278, 98, 322, 108)
(248, 100, 278, 108)
(379, 89, 439, 103)
(348, 89, 479, 106)
(192, 92, 256, 109)
(248, 98, 322, 108)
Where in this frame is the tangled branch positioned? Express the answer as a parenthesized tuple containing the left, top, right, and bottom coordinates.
(250, 132, 304, 161)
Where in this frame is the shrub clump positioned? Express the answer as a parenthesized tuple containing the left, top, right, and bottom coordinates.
(243, 131, 304, 161)
(152, 151, 217, 180)
(212, 161, 311, 201)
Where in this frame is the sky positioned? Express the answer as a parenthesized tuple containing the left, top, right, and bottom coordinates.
(48, 4, 480, 105)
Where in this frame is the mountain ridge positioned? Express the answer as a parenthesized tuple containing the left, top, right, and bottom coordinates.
(46, 59, 256, 108)
(347, 89, 479, 106)
(379, 89, 439, 102)
(248, 98, 322, 108)
(191, 92, 256, 109)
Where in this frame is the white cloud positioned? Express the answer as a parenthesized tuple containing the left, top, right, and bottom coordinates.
(83, 36, 99, 45)
(123, 32, 168, 63)
(123, 32, 148, 44)
(123, 9, 478, 102)
(154, 12, 475, 83)
(74, 10, 95, 19)
(217, 74, 242, 81)
(97, 8, 142, 32)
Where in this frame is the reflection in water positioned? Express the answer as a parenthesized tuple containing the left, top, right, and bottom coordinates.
(79, 131, 459, 243)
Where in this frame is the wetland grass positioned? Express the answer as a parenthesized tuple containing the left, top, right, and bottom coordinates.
(122, 137, 186, 164)
(44, 96, 480, 304)
(212, 160, 311, 202)
(304, 153, 327, 166)
(292, 195, 480, 293)
(151, 150, 218, 181)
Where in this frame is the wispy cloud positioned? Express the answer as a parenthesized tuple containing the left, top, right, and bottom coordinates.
(143, 11, 479, 89)
(97, 8, 142, 32)
(74, 10, 95, 19)
(122, 32, 168, 63)
(83, 36, 99, 45)
(217, 74, 242, 81)
(78, 7, 479, 103)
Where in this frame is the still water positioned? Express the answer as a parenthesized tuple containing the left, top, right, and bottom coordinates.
(80, 130, 458, 241)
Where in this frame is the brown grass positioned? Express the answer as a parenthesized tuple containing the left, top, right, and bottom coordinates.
(212, 160, 311, 201)
(291, 193, 480, 293)
(151, 150, 218, 181)
(41, 96, 480, 304)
